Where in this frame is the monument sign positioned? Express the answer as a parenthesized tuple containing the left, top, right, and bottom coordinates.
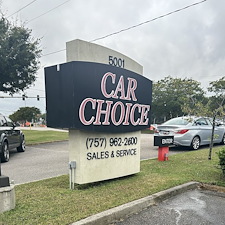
(45, 40, 152, 185)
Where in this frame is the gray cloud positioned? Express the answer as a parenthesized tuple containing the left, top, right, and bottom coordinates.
(1, 0, 225, 115)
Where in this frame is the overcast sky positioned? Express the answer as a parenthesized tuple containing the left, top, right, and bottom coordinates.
(1, 0, 224, 116)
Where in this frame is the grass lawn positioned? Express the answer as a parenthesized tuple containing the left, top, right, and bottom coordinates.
(0, 145, 225, 225)
(22, 130, 69, 145)
(141, 129, 154, 134)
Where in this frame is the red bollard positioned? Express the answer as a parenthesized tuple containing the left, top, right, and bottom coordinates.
(158, 146, 169, 161)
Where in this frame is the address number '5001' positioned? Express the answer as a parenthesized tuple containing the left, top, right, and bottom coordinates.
(109, 56, 125, 68)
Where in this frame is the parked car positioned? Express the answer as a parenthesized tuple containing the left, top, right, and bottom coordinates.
(154, 116, 225, 150)
(0, 113, 25, 162)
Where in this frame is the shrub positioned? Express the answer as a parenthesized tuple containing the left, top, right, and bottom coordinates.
(217, 148, 225, 175)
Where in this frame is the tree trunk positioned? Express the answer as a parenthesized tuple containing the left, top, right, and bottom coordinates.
(208, 115, 216, 160)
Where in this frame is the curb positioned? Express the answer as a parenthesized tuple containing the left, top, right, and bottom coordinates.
(71, 181, 199, 225)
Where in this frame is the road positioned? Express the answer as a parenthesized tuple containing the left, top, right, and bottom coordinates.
(1, 134, 186, 185)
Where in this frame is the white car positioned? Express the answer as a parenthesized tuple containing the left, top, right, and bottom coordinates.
(154, 116, 225, 150)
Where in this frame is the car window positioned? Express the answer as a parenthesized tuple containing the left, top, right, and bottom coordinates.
(195, 118, 208, 126)
(206, 118, 213, 125)
(0, 115, 7, 126)
(4, 116, 15, 127)
(163, 117, 193, 125)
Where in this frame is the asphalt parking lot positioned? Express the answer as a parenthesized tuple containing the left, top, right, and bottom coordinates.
(114, 188, 225, 225)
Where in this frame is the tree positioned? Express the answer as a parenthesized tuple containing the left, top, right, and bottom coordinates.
(9, 107, 41, 123)
(207, 76, 225, 160)
(0, 16, 41, 95)
(152, 76, 205, 123)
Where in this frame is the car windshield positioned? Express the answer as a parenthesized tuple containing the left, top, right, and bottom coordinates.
(0, 115, 6, 126)
(163, 117, 193, 126)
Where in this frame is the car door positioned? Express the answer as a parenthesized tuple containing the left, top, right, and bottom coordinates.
(207, 118, 224, 143)
(4, 116, 19, 148)
(195, 118, 212, 145)
(0, 115, 7, 143)
(0, 115, 13, 146)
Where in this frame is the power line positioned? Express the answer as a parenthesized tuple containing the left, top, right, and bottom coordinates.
(42, 0, 207, 57)
(42, 49, 66, 57)
(90, 0, 207, 42)
(25, 0, 71, 24)
(7, 0, 39, 18)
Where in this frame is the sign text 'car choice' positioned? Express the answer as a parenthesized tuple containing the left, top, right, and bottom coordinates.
(79, 72, 151, 126)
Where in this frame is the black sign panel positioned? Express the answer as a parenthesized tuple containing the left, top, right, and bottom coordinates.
(45, 61, 152, 133)
(154, 136, 174, 147)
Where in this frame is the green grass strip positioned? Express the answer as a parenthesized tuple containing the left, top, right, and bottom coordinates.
(22, 129, 151, 145)
(0, 146, 224, 225)
(22, 130, 68, 145)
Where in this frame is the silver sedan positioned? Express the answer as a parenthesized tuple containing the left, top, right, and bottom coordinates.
(154, 116, 225, 150)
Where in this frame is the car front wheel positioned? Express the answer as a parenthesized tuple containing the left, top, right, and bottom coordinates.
(1, 141, 9, 162)
(191, 136, 200, 150)
(17, 137, 25, 152)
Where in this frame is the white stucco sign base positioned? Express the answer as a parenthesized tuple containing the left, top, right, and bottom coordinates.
(69, 129, 141, 184)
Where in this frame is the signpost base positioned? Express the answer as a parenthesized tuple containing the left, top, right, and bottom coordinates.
(158, 146, 169, 161)
(0, 176, 10, 188)
(69, 129, 141, 184)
